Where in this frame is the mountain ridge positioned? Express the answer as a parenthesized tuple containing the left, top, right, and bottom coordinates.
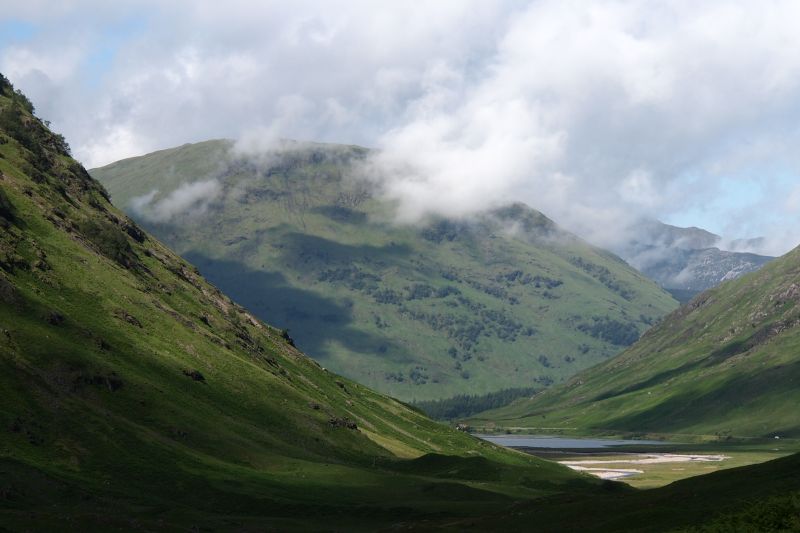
(91, 139, 679, 401)
(616, 219, 774, 300)
(469, 241, 800, 438)
(3, 74, 800, 532)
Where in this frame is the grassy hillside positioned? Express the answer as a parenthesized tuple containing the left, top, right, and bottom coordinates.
(461, 450, 800, 532)
(2, 75, 798, 533)
(469, 243, 800, 439)
(0, 75, 599, 530)
(91, 140, 678, 400)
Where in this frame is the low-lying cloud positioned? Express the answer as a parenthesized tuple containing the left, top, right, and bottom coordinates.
(364, 1, 800, 255)
(130, 179, 222, 222)
(5, 1, 800, 255)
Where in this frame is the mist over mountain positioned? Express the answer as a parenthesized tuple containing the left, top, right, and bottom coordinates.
(0, 71, 603, 531)
(5, 2, 800, 529)
(91, 139, 678, 401)
(613, 219, 774, 301)
(8, 3, 800, 258)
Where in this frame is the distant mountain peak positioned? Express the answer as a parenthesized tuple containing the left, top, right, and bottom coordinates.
(614, 218, 774, 300)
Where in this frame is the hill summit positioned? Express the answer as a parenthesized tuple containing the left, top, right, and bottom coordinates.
(92, 139, 678, 400)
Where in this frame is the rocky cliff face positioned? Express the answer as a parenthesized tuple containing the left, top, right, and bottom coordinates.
(615, 220, 774, 300)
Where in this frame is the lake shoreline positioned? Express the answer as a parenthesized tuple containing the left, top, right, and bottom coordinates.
(476, 434, 794, 488)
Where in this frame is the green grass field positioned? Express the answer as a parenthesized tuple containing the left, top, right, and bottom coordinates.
(555, 449, 792, 489)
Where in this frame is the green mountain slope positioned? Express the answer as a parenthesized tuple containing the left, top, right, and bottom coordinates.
(465, 451, 800, 532)
(0, 76, 595, 529)
(469, 244, 800, 439)
(3, 75, 798, 533)
(91, 140, 678, 401)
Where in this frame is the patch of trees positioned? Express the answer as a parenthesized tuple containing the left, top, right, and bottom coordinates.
(385, 371, 405, 383)
(409, 366, 429, 385)
(405, 283, 435, 300)
(0, 187, 15, 225)
(369, 282, 462, 304)
(569, 256, 634, 300)
(435, 285, 461, 298)
(448, 346, 472, 363)
(372, 288, 403, 305)
(314, 204, 366, 223)
(494, 270, 564, 290)
(78, 218, 139, 270)
(440, 268, 461, 282)
(466, 279, 509, 300)
(456, 295, 484, 312)
(405, 282, 461, 300)
(398, 303, 534, 351)
(384, 366, 432, 385)
(577, 316, 640, 346)
(335, 187, 370, 209)
(318, 265, 380, 292)
(411, 387, 539, 420)
(420, 220, 468, 243)
(0, 77, 70, 173)
(0, 74, 11, 96)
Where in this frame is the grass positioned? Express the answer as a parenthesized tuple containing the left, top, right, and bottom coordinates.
(554, 450, 792, 489)
(3, 74, 798, 531)
(457, 452, 800, 532)
(91, 139, 678, 401)
(467, 243, 800, 438)
(0, 76, 599, 530)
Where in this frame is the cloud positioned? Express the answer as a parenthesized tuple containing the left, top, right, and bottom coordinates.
(130, 179, 222, 222)
(366, 0, 800, 252)
(4, 1, 800, 254)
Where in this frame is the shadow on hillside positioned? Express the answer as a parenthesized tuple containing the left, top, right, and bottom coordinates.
(183, 251, 412, 365)
(606, 359, 800, 436)
(277, 232, 412, 271)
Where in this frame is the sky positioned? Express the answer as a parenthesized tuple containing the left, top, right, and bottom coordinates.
(3, 0, 800, 255)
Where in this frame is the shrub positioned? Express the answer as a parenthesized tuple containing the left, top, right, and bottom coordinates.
(0, 187, 15, 222)
(79, 218, 138, 269)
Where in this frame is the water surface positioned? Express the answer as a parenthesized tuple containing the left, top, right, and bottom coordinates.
(478, 434, 666, 449)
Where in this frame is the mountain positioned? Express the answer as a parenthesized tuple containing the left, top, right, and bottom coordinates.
(3, 75, 799, 533)
(0, 75, 598, 529)
(469, 241, 800, 438)
(90, 139, 678, 401)
(616, 220, 774, 302)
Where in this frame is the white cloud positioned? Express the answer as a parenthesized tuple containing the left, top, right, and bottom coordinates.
(4, 0, 800, 253)
(131, 179, 222, 222)
(365, 0, 800, 252)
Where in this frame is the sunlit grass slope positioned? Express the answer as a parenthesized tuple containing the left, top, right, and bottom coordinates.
(0, 74, 592, 530)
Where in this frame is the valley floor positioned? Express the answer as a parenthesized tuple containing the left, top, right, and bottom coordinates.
(479, 433, 800, 489)
(549, 450, 790, 488)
